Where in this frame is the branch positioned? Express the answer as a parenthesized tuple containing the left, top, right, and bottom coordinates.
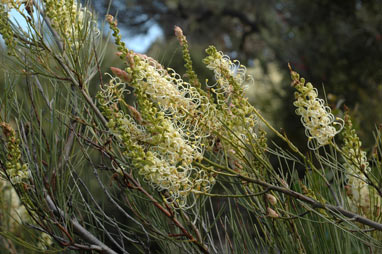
(201, 157, 382, 230)
(45, 195, 118, 254)
(238, 172, 382, 231)
(70, 129, 209, 253)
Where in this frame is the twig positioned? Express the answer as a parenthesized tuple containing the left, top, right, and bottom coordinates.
(232, 170, 382, 230)
(45, 194, 118, 254)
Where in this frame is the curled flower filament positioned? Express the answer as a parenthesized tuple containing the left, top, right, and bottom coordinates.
(290, 66, 343, 149)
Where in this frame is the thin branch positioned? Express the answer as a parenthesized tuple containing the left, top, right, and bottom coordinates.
(45, 195, 118, 254)
(226, 168, 382, 231)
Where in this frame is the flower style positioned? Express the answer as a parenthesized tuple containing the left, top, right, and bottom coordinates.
(203, 45, 265, 162)
(113, 52, 213, 146)
(289, 65, 343, 149)
(204, 46, 248, 105)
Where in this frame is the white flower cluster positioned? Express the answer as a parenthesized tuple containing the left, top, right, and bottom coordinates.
(99, 75, 149, 144)
(204, 48, 247, 104)
(137, 64, 198, 114)
(100, 23, 265, 205)
(98, 56, 215, 208)
(139, 153, 197, 201)
(133, 55, 211, 137)
(204, 47, 261, 160)
(132, 55, 209, 164)
(342, 115, 379, 215)
(293, 80, 343, 149)
(43, 0, 99, 46)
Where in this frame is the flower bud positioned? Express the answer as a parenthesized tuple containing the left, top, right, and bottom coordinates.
(127, 105, 143, 124)
(265, 194, 277, 205)
(110, 67, 131, 82)
(266, 207, 279, 218)
(174, 25, 183, 38)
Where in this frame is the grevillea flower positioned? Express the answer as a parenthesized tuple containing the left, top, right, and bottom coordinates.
(43, 0, 99, 46)
(114, 52, 213, 143)
(204, 46, 248, 105)
(97, 55, 214, 208)
(289, 65, 343, 149)
(341, 113, 380, 215)
(102, 18, 268, 207)
(203, 45, 265, 162)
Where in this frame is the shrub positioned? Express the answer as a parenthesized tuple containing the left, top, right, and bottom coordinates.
(0, 1, 382, 253)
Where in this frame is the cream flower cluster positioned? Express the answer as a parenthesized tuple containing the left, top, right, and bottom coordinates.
(131, 54, 212, 140)
(203, 46, 263, 161)
(204, 46, 248, 105)
(43, 0, 98, 46)
(97, 59, 214, 208)
(127, 54, 208, 163)
(342, 114, 379, 216)
(99, 74, 130, 106)
(103, 18, 267, 205)
(290, 68, 343, 149)
(99, 76, 148, 144)
(136, 59, 199, 115)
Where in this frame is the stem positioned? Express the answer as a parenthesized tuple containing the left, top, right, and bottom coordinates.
(211, 164, 382, 231)
(73, 132, 209, 253)
(45, 195, 118, 254)
(252, 107, 330, 185)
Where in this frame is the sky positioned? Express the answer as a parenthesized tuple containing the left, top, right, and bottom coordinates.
(1, 8, 163, 53)
(117, 23, 163, 53)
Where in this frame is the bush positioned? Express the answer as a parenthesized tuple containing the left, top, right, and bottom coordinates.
(0, 1, 382, 253)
